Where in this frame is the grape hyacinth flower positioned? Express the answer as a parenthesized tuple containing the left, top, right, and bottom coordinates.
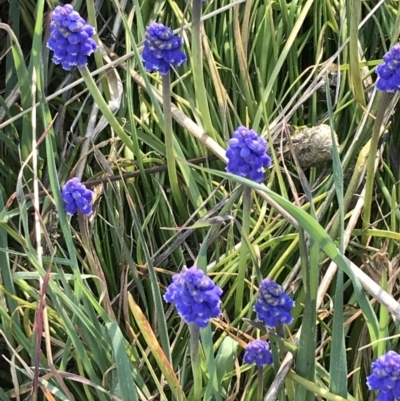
(243, 339, 273, 366)
(142, 22, 187, 75)
(376, 44, 400, 92)
(366, 350, 400, 401)
(255, 278, 295, 328)
(164, 266, 222, 328)
(61, 177, 94, 215)
(226, 126, 272, 183)
(47, 4, 98, 70)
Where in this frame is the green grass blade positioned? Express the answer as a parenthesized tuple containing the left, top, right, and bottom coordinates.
(294, 231, 317, 401)
(0, 187, 19, 329)
(107, 322, 139, 401)
(130, 206, 172, 362)
(327, 80, 348, 397)
(200, 326, 223, 401)
(348, 0, 366, 108)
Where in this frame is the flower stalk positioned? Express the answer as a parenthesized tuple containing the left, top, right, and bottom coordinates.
(257, 366, 264, 401)
(235, 185, 251, 315)
(189, 323, 202, 401)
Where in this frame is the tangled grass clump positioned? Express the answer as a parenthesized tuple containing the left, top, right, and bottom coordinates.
(0, 1, 400, 401)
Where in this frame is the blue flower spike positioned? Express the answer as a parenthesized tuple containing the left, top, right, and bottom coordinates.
(243, 339, 273, 366)
(61, 177, 94, 216)
(367, 350, 400, 401)
(164, 266, 223, 328)
(255, 278, 295, 328)
(376, 44, 400, 92)
(142, 22, 187, 75)
(226, 126, 272, 183)
(47, 4, 98, 70)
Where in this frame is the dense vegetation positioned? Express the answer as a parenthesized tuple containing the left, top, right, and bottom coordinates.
(0, 0, 400, 400)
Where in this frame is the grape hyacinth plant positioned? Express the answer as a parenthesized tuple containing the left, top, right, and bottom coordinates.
(376, 44, 400, 92)
(142, 22, 187, 210)
(46, 4, 138, 158)
(362, 45, 399, 241)
(226, 126, 272, 314)
(61, 177, 94, 215)
(164, 266, 222, 328)
(255, 278, 295, 328)
(142, 22, 187, 75)
(47, 4, 98, 70)
(226, 126, 272, 184)
(243, 339, 273, 366)
(164, 266, 222, 400)
(244, 339, 273, 400)
(366, 350, 400, 401)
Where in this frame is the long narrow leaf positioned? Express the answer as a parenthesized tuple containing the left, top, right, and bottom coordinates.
(107, 322, 139, 401)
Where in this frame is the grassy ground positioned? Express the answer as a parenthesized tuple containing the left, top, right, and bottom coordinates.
(0, 0, 400, 400)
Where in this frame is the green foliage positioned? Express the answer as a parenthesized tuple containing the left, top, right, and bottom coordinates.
(0, 0, 400, 400)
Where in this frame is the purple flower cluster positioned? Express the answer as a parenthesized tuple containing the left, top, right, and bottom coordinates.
(243, 339, 273, 366)
(376, 45, 400, 92)
(367, 351, 400, 401)
(47, 5, 98, 71)
(164, 266, 222, 328)
(255, 278, 295, 328)
(226, 126, 272, 183)
(142, 22, 187, 75)
(61, 177, 94, 215)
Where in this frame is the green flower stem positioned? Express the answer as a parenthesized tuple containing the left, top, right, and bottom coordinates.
(78, 66, 135, 153)
(378, 271, 389, 357)
(162, 73, 186, 210)
(257, 366, 264, 401)
(362, 92, 391, 245)
(191, 0, 216, 141)
(189, 323, 202, 401)
(270, 329, 286, 400)
(275, 322, 285, 338)
(235, 186, 252, 316)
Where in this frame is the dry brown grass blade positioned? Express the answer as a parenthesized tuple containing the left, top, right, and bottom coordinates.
(128, 293, 188, 401)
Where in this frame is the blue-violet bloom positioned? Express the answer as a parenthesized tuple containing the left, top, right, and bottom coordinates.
(243, 339, 273, 366)
(164, 266, 222, 328)
(61, 177, 94, 215)
(376, 44, 400, 92)
(142, 22, 187, 75)
(47, 4, 98, 70)
(226, 126, 272, 183)
(367, 350, 400, 401)
(255, 278, 295, 328)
